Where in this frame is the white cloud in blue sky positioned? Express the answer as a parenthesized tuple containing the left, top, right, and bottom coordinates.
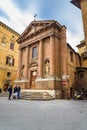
(0, 0, 84, 51)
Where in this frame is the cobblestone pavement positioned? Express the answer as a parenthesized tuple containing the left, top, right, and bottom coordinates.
(0, 97, 87, 130)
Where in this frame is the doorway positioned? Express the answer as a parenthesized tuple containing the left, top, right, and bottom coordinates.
(30, 71, 37, 89)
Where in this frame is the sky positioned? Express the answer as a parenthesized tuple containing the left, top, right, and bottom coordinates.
(0, 0, 84, 51)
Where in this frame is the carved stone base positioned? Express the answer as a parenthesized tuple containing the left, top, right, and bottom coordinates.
(14, 78, 28, 89)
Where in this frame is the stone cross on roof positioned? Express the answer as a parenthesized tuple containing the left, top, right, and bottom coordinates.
(34, 14, 37, 21)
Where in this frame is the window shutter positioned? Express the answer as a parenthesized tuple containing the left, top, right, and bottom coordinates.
(12, 58, 14, 66)
(6, 56, 8, 64)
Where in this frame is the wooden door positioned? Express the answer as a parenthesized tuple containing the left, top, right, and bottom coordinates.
(30, 71, 37, 89)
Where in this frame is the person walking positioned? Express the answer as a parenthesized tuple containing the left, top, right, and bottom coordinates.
(8, 85, 12, 100)
(13, 85, 18, 99)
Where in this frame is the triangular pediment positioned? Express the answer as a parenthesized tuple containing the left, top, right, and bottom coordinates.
(17, 20, 62, 43)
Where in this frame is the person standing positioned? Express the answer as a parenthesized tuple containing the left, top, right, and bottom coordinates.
(8, 85, 12, 100)
(17, 86, 21, 99)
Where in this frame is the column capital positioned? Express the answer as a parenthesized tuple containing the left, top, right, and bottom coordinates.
(49, 33, 55, 37)
(59, 27, 66, 40)
(38, 38, 44, 42)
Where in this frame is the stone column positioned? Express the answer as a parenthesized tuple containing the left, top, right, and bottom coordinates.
(24, 46, 29, 78)
(80, 0, 87, 49)
(17, 49, 22, 79)
(38, 39, 43, 78)
(50, 35, 55, 76)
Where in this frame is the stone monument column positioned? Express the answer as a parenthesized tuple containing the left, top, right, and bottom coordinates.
(50, 35, 55, 76)
(38, 39, 43, 78)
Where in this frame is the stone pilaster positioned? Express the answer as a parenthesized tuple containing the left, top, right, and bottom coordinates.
(50, 35, 55, 76)
(24, 46, 29, 78)
(59, 26, 67, 75)
(17, 49, 22, 79)
(38, 39, 43, 78)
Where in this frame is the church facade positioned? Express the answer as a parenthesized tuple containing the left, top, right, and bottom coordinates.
(15, 20, 80, 99)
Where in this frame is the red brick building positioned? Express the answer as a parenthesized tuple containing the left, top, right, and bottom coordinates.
(15, 20, 80, 99)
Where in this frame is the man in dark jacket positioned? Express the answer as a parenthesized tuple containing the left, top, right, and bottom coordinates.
(13, 85, 18, 99)
(17, 86, 21, 99)
(8, 85, 12, 100)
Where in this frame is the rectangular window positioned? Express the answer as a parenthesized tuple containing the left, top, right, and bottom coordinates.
(10, 42, 14, 50)
(1, 36, 6, 46)
(6, 56, 14, 66)
(7, 72, 11, 77)
(32, 46, 38, 59)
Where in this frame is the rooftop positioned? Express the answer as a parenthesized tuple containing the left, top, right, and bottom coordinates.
(0, 21, 20, 36)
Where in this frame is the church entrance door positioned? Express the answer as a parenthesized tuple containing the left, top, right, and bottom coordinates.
(30, 71, 37, 89)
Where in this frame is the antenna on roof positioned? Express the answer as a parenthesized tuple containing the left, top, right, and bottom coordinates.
(34, 14, 37, 21)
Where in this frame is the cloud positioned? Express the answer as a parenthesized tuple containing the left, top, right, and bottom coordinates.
(0, 0, 35, 33)
(66, 12, 84, 52)
(0, 0, 84, 52)
(67, 29, 84, 52)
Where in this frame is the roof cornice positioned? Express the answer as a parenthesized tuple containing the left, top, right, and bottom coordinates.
(0, 21, 20, 36)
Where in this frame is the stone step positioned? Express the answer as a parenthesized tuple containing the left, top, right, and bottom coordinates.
(20, 91, 54, 100)
(0, 92, 9, 97)
(0, 91, 55, 100)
